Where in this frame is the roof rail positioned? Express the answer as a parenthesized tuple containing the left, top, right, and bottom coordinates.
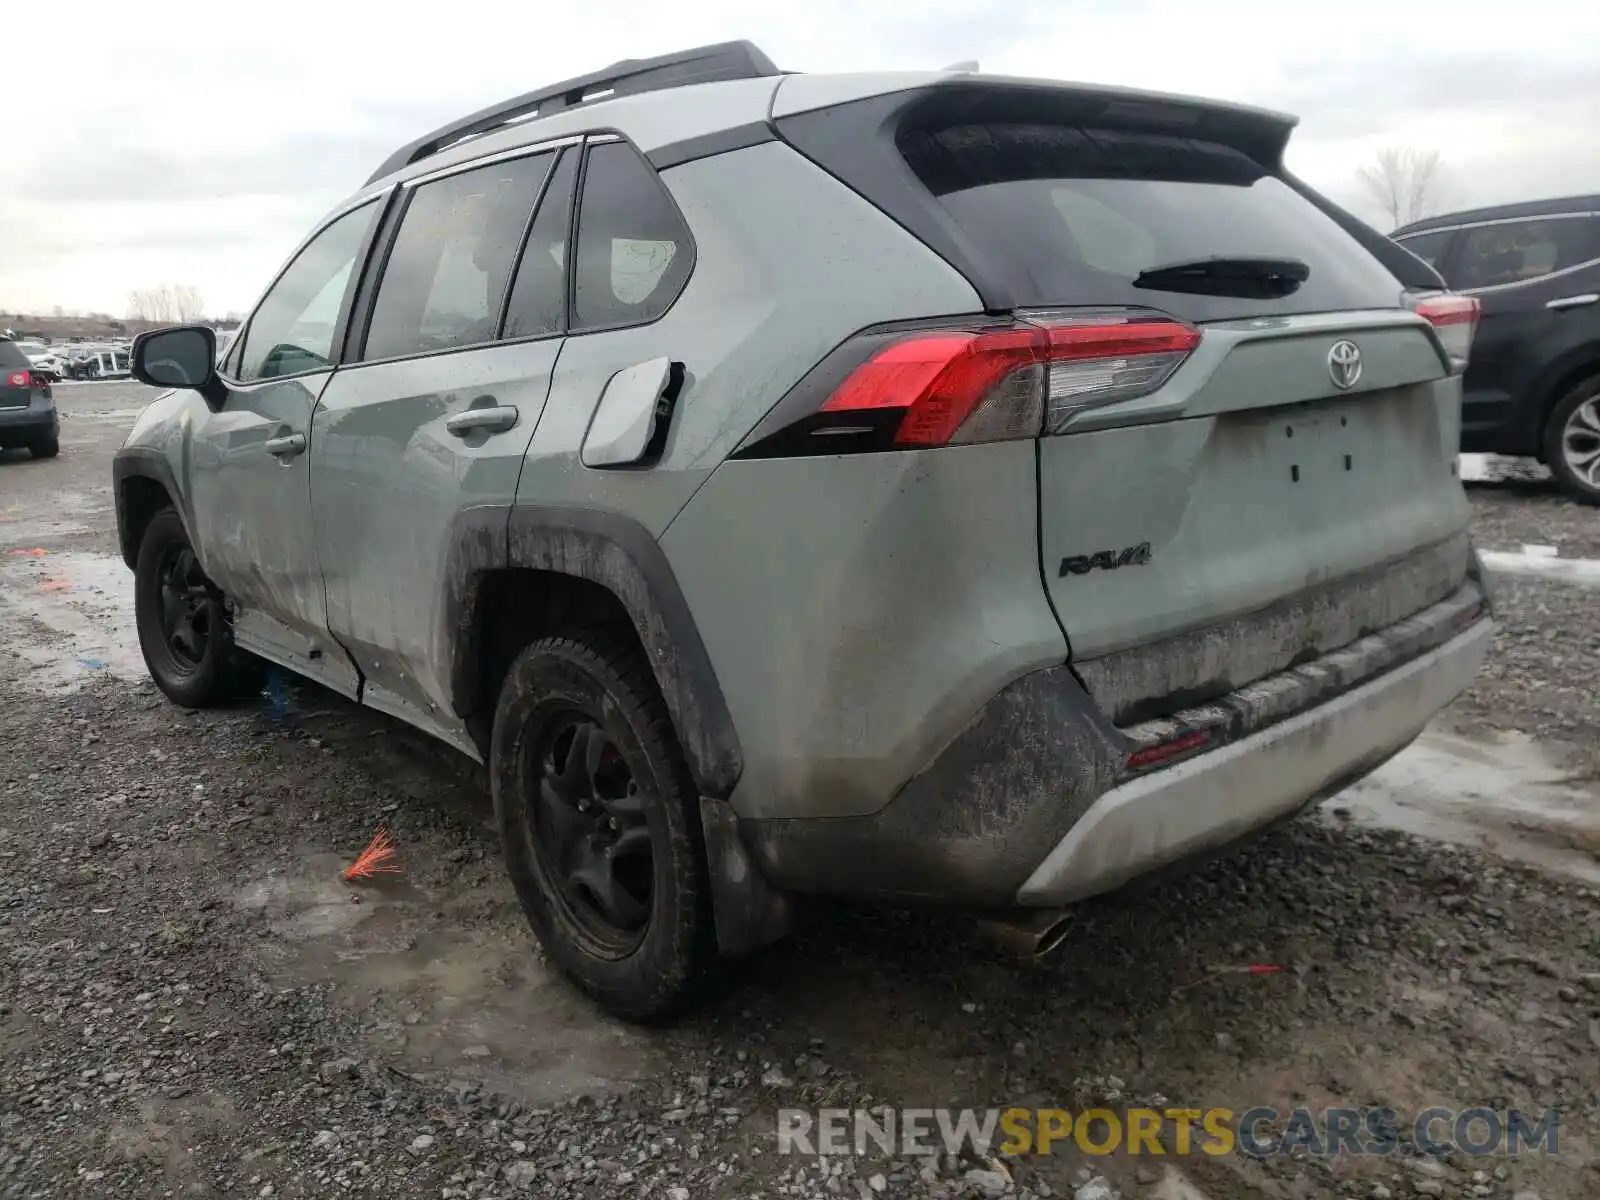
(365, 40, 781, 185)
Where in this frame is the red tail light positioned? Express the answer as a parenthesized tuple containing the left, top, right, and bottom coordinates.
(738, 314, 1200, 457)
(1126, 728, 1212, 771)
(1411, 293, 1479, 375)
(6, 370, 30, 388)
(819, 328, 1045, 447)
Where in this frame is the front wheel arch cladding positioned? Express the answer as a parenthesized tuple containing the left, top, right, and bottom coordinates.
(112, 449, 194, 569)
(442, 505, 744, 801)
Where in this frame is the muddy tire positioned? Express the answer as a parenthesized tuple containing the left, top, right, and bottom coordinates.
(490, 628, 717, 1021)
(1544, 376, 1600, 507)
(134, 507, 255, 707)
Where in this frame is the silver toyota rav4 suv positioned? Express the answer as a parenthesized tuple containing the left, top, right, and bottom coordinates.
(115, 42, 1494, 1018)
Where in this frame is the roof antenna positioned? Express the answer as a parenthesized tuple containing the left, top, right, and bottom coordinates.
(942, 60, 979, 72)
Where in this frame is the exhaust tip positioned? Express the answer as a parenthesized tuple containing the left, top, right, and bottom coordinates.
(1032, 914, 1074, 960)
(974, 909, 1074, 961)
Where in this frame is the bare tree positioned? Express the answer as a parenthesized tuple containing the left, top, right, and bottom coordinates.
(1357, 147, 1446, 230)
(127, 284, 207, 324)
(171, 285, 205, 322)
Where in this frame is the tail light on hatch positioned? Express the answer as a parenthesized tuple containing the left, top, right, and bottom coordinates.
(735, 313, 1201, 458)
(1411, 293, 1479, 375)
(6, 371, 31, 388)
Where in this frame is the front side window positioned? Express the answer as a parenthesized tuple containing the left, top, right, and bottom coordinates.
(571, 141, 693, 332)
(1452, 217, 1600, 290)
(363, 153, 553, 361)
(237, 200, 379, 382)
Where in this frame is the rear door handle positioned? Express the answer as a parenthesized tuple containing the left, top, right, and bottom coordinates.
(264, 432, 307, 458)
(1547, 293, 1599, 311)
(445, 405, 519, 437)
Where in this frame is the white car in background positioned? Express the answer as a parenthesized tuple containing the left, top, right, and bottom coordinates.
(17, 343, 67, 382)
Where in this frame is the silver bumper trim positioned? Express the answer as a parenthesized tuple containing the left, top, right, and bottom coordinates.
(1015, 619, 1495, 906)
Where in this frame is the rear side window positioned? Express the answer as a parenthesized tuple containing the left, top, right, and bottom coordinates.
(0, 341, 29, 370)
(571, 141, 693, 332)
(1451, 217, 1600, 290)
(364, 153, 553, 361)
(898, 123, 1404, 321)
(1393, 229, 1454, 271)
(503, 148, 578, 341)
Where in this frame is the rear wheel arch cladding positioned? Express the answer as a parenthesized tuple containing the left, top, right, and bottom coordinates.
(444, 506, 744, 800)
(440, 506, 510, 734)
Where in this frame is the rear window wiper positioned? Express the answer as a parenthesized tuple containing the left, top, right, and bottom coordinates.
(1132, 256, 1310, 299)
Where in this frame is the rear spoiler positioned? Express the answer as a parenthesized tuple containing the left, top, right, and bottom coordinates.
(774, 78, 1445, 308)
(1282, 174, 1447, 293)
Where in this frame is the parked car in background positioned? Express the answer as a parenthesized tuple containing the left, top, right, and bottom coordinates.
(0, 338, 61, 458)
(116, 41, 1494, 1018)
(19, 345, 68, 382)
(1393, 196, 1600, 504)
(66, 346, 132, 380)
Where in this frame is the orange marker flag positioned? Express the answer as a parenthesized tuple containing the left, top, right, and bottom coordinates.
(343, 828, 401, 881)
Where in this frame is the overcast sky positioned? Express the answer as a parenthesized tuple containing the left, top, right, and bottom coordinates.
(5, 0, 1597, 317)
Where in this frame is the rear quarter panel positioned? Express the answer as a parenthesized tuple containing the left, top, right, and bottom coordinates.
(515, 139, 987, 531)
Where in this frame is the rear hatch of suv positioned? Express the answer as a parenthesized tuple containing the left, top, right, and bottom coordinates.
(775, 79, 1480, 727)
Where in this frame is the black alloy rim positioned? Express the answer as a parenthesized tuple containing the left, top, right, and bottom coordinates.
(524, 711, 654, 952)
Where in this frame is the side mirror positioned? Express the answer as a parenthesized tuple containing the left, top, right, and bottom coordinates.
(132, 325, 221, 401)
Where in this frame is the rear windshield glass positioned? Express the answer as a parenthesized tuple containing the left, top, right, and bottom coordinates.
(898, 123, 1404, 322)
(0, 341, 30, 370)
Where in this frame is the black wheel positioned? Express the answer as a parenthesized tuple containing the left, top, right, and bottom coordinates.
(134, 508, 248, 707)
(29, 436, 59, 459)
(490, 629, 716, 1020)
(1544, 377, 1600, 506)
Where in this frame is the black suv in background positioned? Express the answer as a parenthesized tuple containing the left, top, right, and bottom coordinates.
(0, 338, 60, 459)
(1393, 196, 1600, 504)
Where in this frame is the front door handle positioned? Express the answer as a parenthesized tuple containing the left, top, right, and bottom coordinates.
(446, 405, 519, 437)
(264, 432, 307, 458)
(1547, 293, 1599, 311)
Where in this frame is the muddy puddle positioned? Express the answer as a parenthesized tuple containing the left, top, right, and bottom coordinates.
(0, 548, 141, 690)
(1325, 727, 1600, 886)
(234, 853, 663, 1106)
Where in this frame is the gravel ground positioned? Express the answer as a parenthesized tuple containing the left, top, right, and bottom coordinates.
(2, 389, 1598, 1200)
(1471, 487, 1600, 561)
(1449, 480, 1600, 776)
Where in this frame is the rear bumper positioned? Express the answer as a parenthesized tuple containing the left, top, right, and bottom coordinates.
(741, 581, 1491, 908)
(1016, 617, 1493, 905)
(0, 400, 57, 439)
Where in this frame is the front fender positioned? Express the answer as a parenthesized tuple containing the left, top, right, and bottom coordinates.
(114, 389, 201, 567)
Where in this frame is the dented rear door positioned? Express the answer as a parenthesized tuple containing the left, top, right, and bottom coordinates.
(1039, 311, 1471, 721)
(882, 106, 1473, 722)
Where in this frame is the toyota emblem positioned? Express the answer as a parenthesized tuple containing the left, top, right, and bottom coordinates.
(1327, 340, 1362, 390)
